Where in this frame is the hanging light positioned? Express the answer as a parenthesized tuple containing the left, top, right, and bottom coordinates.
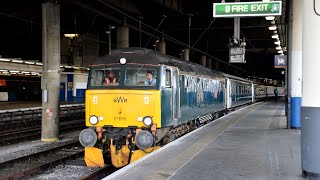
(265, 16, 275, 21)
(269, 25, 277, 30)
(274, 40, 281, 45)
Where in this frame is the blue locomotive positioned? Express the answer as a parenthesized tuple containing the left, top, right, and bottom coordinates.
(79, 47, 278, 168)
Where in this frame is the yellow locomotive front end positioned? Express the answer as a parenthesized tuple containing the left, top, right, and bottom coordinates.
(79, 61, 162, 168)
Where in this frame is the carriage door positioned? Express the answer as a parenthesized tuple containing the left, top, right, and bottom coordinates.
(226, 78, 232, 109)
(171, 68, 180, 126)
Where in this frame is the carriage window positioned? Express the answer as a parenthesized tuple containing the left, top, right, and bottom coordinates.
(124, 68, 157, 86)
(165, 70, 171, 88)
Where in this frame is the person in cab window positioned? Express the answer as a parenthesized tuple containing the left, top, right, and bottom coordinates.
(144, 71, 156, 85)
(103, 71, 117, 85)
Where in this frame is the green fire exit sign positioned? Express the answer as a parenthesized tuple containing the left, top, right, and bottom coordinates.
(213, 1, 282, 17)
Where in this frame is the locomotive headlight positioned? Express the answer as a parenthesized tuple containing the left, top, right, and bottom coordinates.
(143, 116, 153, 126)
(119, 57, 126, 65)
(79, 128, 97, 147)
(89, 115, 98, 125)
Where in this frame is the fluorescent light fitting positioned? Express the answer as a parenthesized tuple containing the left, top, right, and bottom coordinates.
(73, 67, 80, 70)
(25, 61, 35, 64)
(36, 62, 43, 65)
(64, 34, 79, 38)
(276, 46, 282, 50)
(278, 50, 283, 54)
(0, 58, 10, 62)
(9, 70, 19, 73)
(22, 71, 30, 73)
(12, 60, 23, 63)
(10, 73, 17, 75)
(65, 66, 72, 68)
(265, 16, 275, 21)
(272, 34, 279, 39)
(274, 40, 281, 45)
(269, 25, 277, 30)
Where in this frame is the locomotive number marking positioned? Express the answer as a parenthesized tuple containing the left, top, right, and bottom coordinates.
(144, 97, 149, 104)
(114, 117, 126, 120)
(93, 96, 98, 104)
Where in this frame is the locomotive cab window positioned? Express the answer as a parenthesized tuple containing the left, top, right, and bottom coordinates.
(124, 68, 157, 86)
(89, 66, 121, 87)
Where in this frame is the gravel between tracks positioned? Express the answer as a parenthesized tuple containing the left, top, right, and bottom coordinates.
(0, 131, 80, 163)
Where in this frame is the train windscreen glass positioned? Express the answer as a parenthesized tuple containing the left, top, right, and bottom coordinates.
(90, 67, 121, 87)
(124, 68, 157, 86)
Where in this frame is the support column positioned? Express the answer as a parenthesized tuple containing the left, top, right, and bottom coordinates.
(289, 0, 302, 129)
(41, 2, 60, 142)
(200, 55, 206, 67)
(302, 0, 320, 177)
(117, 19, 129, 48)
(158, 38, 166, 54)
(214, 60, 220, 71)
(207, 57, 212, 69)
(182, 49, 190, 61)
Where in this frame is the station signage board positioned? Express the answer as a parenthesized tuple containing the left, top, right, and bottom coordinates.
(213, 1, 282, 17)
(229, 47, 246, 63)
(274, 55, 287, 68)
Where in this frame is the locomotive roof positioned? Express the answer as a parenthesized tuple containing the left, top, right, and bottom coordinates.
(223, 73, 253, 83)
(94, 47, 224, 78)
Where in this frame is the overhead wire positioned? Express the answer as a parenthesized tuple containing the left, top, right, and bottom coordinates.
(96, 0, 250, 75)
(192, 18, 216, 48)
(1, 2, 251, 75)
(240, 31, 256, 49)
(144, 15, 167, 47)
(0, 10, 112, 46)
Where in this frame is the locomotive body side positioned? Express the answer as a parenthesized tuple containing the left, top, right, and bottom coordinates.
(79, 48, 270, 168)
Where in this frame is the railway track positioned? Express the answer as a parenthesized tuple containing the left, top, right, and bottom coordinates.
(0, 141, 83, 179)
(81, 165, 118, 180)
(0, 105, 85, 145)
(0, 120, 85, 145)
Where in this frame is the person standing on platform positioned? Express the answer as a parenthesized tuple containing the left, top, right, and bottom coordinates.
(274, 88, 278, 102)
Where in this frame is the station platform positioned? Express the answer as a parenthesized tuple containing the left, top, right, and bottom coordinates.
(105, 101, 304, 180)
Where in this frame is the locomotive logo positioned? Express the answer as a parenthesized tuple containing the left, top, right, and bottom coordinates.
(113, 96, 128, 103)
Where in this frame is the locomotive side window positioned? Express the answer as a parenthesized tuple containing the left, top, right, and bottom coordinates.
(165, 69, 171, 88)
